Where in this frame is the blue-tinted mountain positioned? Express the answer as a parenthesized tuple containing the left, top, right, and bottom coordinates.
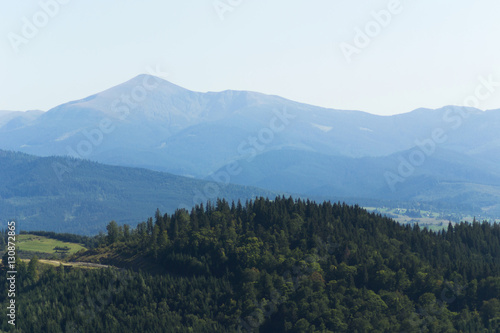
(1, 75, 500, 216)
(0, 150, 277, 234)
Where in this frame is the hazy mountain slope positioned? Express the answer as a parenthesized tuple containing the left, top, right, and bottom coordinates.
(1, 75, 500, 218)
(0, 110, 43, 128)
(3, 75, 497, 175)
(0, 150, 277, 234)
(210, 147, 500, 215)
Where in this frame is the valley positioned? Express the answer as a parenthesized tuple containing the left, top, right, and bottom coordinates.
(2, 76, 500, 332)
(3, 2, 499, 331)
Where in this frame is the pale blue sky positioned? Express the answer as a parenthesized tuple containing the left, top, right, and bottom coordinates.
(1, 0, 500, 115)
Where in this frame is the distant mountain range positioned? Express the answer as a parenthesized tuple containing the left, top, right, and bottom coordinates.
(0, 150, 276, 234)
(0, 110, 43, 128)
(1, 74, 500, 220)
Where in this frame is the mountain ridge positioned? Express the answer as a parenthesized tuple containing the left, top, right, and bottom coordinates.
(0, 149, 278, 234)
(1, 75, 500, 218)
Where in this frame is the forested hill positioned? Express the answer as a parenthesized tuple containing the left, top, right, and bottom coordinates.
(2, 197, 500, 332)
(0, 149, 276, 234)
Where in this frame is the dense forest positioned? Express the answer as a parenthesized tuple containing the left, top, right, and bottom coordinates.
(2, 197, 500, 332)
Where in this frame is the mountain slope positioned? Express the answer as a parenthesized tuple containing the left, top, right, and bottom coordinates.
(3, 75, 498, 176)
(0, 110, 43, 128)
(0, 150, 277, 234)
(1, 75, 500, 217)
(209, 147, 500, 215)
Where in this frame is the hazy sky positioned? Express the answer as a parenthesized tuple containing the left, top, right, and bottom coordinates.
(1, 0, 500, 115)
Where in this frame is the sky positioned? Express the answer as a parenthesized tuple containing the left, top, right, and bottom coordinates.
(1, 0, 500, 116)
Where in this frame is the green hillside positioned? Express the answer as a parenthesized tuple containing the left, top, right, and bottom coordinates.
(0, 150, 277, 234)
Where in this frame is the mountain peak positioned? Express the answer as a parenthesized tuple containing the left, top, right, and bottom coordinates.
(118, 74, 187, 94)
(50, 74, 192, 115)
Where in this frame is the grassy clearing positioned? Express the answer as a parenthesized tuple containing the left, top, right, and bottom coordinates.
(17, 234, 86, 255)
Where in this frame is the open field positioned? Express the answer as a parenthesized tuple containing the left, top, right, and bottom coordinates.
(17, 234, 86, 255)
(364, 207, 500, 231)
